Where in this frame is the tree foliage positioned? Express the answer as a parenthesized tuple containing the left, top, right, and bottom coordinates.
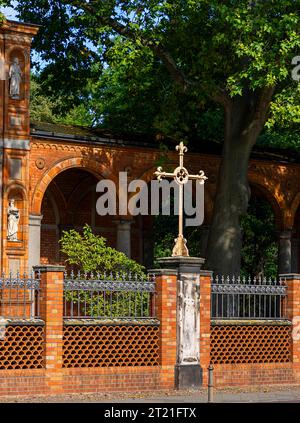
(30, 76, 94, 126)
(60, 224, 145, 275)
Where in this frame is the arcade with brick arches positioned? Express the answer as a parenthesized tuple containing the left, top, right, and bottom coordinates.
(1, 20, 300, 276)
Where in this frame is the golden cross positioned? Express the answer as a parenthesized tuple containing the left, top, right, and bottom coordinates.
(154, 141, 208, 257)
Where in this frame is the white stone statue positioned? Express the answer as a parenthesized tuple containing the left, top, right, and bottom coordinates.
(7, 199, 20, 241)
(9, 57, 22, 99)
(177, 276, 200, 365)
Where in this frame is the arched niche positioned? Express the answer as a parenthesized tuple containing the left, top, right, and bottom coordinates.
(8, 48, 26, 101)
(7, 186, 26, 243)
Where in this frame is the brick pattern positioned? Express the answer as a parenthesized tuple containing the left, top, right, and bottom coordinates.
(38, 266, 64, 393)
(212, 363, 295, 386)
(199, 272, 211, 385)
(61, 367, 161, 393)
(155, 273, 177, 389)
(210, 324, 292, 364)
(285, 276, 300, 368)
(0, 325, 44, 369)
(63, 324, 160, 368)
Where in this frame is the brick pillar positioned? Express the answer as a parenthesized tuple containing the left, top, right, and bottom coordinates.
(155, 270, 177, 389)
(199, 270, 212, 385)
(282, 274, 300, 378)
(154, 257, 204, 389)
(34, 265, 65, 393)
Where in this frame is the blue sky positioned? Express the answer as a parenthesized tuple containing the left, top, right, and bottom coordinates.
(1, 2, 18, 20)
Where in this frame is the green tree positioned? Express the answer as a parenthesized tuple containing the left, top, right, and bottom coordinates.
(60, 224, 145, 275)
(30, 76, 95, 126)
(3, 1, 300, 275)
(60, 225, 149, 318)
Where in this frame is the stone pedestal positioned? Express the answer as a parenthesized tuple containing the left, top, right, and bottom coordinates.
(157, 256, 204, 389)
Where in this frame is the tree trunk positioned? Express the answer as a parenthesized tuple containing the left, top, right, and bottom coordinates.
(205, 88, 274, 276)
(205, 137, 253, 276)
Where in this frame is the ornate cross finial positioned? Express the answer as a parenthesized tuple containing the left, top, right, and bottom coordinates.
(154, 141, 207, 257)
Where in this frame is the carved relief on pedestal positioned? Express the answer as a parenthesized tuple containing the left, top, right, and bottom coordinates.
(177, 274, 200, 365)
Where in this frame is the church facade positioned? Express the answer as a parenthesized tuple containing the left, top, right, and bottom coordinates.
(1, 19, 300, 275)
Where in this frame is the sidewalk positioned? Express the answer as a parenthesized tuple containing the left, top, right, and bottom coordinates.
(0, 385, 300, 403)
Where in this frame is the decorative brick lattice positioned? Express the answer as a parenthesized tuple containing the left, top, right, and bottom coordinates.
(0, 325, 45, 369)
(63, 325, 160, 368)
(210, 324, 292, 364)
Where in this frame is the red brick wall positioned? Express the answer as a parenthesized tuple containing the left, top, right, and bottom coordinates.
(63, 324, 160, 367)
(0, 325, 44, 369)
(212, 363, 295, 386)
(210, 323, 292, 364)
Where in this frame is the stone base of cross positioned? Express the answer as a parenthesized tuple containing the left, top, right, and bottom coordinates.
(172, 234, 189, 257)
(154, 141, 207, 257)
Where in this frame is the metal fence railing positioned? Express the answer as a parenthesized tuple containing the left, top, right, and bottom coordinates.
(211, 275, 287, 320)
(0, 272, 41, 319)
(63, 271, 156, 319)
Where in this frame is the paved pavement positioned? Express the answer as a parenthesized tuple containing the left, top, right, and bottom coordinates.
(1, 385, 300, 403)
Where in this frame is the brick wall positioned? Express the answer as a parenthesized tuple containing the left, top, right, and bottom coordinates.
(63, 324, 160, 367)
(2, 270, 300, 396)
(0, 267, 178, 396)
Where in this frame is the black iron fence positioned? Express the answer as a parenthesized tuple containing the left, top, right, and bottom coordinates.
(0, 272, 41, 319)
(63, 271, 156, 319)
(211, 275, 287, 320)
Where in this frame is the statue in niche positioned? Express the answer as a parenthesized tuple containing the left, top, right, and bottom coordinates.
(9, 57, 22, 99)
(7, 199, 20, 241)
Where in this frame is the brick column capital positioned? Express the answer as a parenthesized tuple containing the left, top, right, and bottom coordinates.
(280, 274, 300, 281)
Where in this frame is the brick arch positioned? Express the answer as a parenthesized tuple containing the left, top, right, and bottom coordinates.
(249, 181, 284, 230)
(31, 157, 117, 215)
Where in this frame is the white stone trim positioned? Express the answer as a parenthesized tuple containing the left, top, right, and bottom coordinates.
(4, 138, 30, 150)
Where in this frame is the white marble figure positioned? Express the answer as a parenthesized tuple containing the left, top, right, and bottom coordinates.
(178, 278, 200, 365)
(181, 282, 197, 362)
(9, 58, 22, 99)
(7, 199, 20, 241)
